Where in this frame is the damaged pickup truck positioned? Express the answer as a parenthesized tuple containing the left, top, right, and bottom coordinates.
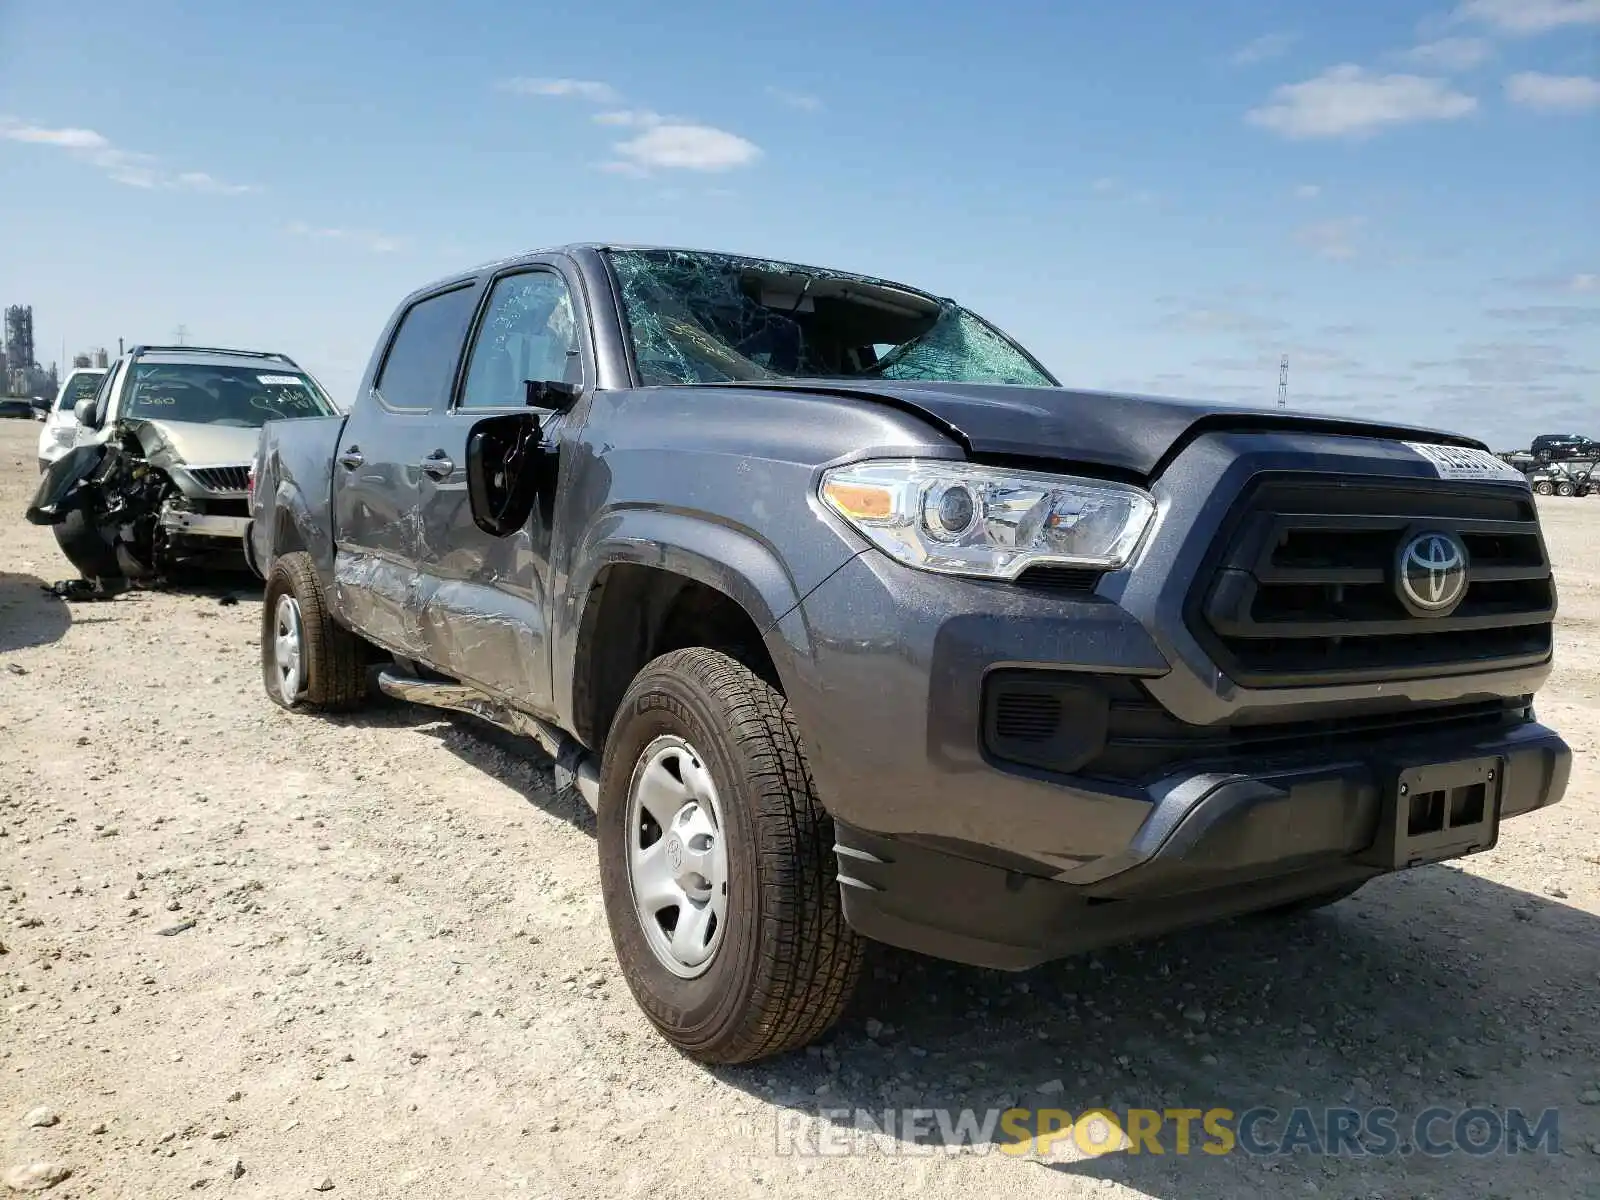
(248, 243, 1571, 1064)
(27, 345, 338, 595)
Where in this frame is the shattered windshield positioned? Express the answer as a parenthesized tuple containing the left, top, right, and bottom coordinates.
(121, 363, 337, 428)
(606, 249, 1056, 388)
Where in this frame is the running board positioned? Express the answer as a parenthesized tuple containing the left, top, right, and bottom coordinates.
(376, 670, 599, 812)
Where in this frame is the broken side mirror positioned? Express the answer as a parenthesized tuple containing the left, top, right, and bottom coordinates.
(524, 379, 581, 412)
(73, 397, 98, 427)
(466, 411, 555, 538)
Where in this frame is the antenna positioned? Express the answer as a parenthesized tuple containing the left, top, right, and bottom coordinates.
(173, 324, 190, 346)
(1277, 354, 1289, 409)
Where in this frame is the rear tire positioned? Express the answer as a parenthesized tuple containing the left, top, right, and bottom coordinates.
(1556, 481, 1575, 497)
(261, 551, 369, 712)
(597, 647, 864, 1064)
(1533, 480, 1554, 495)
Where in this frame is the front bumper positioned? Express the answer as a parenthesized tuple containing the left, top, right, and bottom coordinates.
(830, 718, 1568, 969)
(160, 509, 250, 540)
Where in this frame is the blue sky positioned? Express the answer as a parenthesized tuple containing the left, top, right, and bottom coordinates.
(0, 0, 1594, 450)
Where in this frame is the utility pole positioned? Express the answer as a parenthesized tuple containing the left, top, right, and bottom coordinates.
(118, 337, 124, 356)
(173, 324, 189, 346)
(1277, 355, 1289, 409)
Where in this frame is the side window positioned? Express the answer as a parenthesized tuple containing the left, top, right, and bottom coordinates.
(373, 285, 478, 412)
(458, 271, 582, 410)
(92, 363, 122, 425)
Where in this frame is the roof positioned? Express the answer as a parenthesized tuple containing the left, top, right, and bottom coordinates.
(401, 242, 936, 309)
(130, 346, 301, 371)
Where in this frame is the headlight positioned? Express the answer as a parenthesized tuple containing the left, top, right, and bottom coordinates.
(819, 459, 1155, 579)
(52, 426, 76, 447)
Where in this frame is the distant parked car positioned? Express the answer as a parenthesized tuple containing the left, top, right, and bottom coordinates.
(0, 397, 36, 420)
(37, 367, 107, 472)
(1531, 433, 1598, 464)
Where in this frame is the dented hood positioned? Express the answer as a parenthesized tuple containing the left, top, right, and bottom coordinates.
(719, 380, 1481, 477)
(128, 419, 259, 467)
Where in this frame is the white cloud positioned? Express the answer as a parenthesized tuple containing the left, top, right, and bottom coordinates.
(1293, 183, 1322, 199)
(0, 115, 255, 193)
(593, 109, 666, 127)
(1505, 71, 1600, 111)
(1455, 0, 1600, 34)
(1402, 37, 1493, 70)
(1246, 65, 1477, 138)
(1091, 176, 1117, 192)
(1231, 32, 1297, 65)
(499, 77, 621, 103)
(610, 123, 761, 172)
(765, 86, 823, 112)
(174, 171, 255, 196)
(1296, 216, 1365, 260)
(287, 222, 403, 254)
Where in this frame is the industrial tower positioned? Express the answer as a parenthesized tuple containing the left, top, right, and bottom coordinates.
(1277, 355, 1288, 409)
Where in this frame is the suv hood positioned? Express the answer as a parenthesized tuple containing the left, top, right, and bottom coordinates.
(126, 418, 258, 467)
(717, 380, 1481, 477)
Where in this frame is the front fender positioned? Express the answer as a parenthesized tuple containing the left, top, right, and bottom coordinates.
(556, 505, 859, 727)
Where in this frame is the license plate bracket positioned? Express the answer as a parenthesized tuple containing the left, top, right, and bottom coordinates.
(1359, 755, 1504, 870)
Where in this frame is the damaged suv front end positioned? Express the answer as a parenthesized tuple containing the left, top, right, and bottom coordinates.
(25, 346, 336, 590)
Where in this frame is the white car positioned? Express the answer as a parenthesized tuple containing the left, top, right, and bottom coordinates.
(37, 367, 107, 472)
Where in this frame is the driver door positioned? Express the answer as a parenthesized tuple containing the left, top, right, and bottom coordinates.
(412, 262, 591, 716)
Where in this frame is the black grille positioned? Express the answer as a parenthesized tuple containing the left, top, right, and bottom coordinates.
(1190, 477, 1554, 686)
(982, 670, 1534, 784)
(188, 465, 250, 493)
(993, 692, 1062, 742)
(1090, 687, 1532, 783)
(1015, 565, 1101, 595)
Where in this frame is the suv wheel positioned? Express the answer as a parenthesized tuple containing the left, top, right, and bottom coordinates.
(261, 551, 369, 711)
(597, 647, 864, 1063)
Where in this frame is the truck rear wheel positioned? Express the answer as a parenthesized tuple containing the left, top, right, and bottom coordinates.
(1533, 480, 1554, 495)
(597, 647, 864, 1063)
(261, 551, 369, 712)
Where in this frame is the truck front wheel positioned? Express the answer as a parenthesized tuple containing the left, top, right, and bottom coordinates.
(261, 551, 369, 712)
(597, 647, 864, 1063)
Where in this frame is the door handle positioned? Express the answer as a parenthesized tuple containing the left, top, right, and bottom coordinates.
(338, 446, 364, 470)
(420, 450, 454, 480)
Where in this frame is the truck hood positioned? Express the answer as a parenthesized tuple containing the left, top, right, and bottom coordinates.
(127, 419, 259, 467)
(716, 380, 1481, 477)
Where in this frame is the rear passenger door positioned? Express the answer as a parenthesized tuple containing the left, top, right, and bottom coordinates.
(331, 282, 479, 658)
(412, 263, 591, 715)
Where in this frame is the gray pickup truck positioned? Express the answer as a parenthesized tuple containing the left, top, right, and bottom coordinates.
(247, 243, 1571, 1064)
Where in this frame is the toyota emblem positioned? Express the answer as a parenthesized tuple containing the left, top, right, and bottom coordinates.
(1395, 530, 1469, 617)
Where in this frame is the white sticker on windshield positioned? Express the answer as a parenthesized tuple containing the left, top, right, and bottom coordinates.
(1404, 441, 1524, 482)
(257, 374, 303, 386)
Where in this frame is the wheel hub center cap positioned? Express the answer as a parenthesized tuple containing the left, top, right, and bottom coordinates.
(664, 833, 685, 874)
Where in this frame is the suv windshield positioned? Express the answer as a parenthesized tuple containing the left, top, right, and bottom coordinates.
(121, 363, 337, 427)
(57, 372, 103, 412)
(606, 248, 1057, 388)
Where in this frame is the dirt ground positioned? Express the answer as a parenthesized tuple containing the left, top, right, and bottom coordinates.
(1, 417, 1596, 1200)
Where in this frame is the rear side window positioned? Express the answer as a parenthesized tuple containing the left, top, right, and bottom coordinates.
(373, 286, 477, 412)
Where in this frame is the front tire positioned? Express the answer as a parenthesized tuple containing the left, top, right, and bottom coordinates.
(597, 647, 864, 1064)
(1557, 481, 1575, 497)
(261, 551, 369, 711)
(52, 507, 123, 582)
